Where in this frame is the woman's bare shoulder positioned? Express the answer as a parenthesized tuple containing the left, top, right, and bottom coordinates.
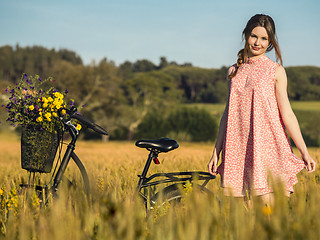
(275, 64, 287, 82)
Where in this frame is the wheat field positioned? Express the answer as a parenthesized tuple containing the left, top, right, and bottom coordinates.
(0, 132, 320, 240)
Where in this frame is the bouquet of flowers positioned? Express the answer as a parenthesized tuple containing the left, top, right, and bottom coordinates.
(2, 74, 80, 172)
(4, 73, 79, 132)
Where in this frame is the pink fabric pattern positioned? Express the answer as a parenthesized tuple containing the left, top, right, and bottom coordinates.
(217, 56, 305, 196)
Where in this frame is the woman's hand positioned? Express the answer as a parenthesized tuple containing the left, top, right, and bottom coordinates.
(208, 152, 219, 176)
(302, 152, 316, 173)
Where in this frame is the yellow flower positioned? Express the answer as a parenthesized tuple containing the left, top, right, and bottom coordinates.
(52, 112, 58, 117)
(42, 97, 48, 103)
(44, 112, 51, 118)
(76, 124, 82, 130)
(48, 97, 53, 102)
(36, 117, 43, 122)
(61, 109, 66, 115)
(43, 102, 48, 108)
(262, 205, 273, 216)
(28, 105, 34, 111)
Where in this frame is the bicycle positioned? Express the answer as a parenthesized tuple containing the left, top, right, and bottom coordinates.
(20, 107, 216, 209)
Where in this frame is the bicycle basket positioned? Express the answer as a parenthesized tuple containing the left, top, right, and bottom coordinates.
(21, 125, 60, 173)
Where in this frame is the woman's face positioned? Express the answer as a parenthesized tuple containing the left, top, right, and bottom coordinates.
(247, 26, 269, 58)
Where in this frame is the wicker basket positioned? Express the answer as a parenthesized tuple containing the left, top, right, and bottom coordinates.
(21, 125, 60, 173)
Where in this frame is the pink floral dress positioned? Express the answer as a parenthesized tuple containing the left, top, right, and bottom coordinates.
(217, 55, 305, 197)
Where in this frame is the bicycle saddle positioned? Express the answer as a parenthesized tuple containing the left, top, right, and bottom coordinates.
(135, 138, 179, 152)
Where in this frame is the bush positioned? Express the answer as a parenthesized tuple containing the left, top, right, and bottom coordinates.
(133, 112, 169, 140)
(133, 107, 218, 142)
(109, 126, 129, 140)
(166, 107, 218, 142)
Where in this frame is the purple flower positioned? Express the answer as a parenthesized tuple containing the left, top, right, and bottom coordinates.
(24, 74, 28, 79)
(65, 89, 69, 94)
(70, 100, 74, 107)
(5, 88, 8, 93)
(82, 104, 86, 108)
(39, 77, 42, 82)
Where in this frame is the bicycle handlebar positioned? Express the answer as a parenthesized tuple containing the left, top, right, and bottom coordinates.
(60, 107, 108, 135)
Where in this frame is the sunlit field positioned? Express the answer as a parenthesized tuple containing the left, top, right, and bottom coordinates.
(0, 132, 320, 240)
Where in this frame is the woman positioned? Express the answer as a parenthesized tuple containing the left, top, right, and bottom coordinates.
(208, 14, 316, 204)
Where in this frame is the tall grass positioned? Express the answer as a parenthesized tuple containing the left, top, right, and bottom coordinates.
(0, 133, 319, 239)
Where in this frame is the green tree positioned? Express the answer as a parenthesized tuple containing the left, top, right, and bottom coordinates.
(122, 71, 183, 140)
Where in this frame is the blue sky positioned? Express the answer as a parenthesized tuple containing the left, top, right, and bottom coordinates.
(0, 0, 319, 68)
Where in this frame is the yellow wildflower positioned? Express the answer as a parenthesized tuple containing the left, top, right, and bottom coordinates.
(262, 205, 273, 216)
(61, 109, 66, 115)
(76, 124, 82, 130)
(48, 97, 53, 102)
(28, 105, 34, 111)
(36, 117, 43, 122)
(52, 112, 58, 117)
(43, 102, 48, 108)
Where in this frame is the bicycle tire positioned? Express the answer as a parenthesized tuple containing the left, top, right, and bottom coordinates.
(150, 183, 212, 208)
(70, 152, 90, 196)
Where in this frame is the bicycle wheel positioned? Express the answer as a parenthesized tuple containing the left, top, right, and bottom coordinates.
(150, 183, 212, 209)
(51, 151, 90, 200)
(70, 152, 90, 196)
(19, 152, 90, 207)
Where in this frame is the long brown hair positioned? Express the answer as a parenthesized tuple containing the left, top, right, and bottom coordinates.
(229, 14, 283, 78)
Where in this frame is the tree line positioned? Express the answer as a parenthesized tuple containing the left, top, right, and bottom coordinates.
(0, 45, 319, 142)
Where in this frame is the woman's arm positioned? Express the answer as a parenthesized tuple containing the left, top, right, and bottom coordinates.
(208, 67, 232, 175)
(275, 65, 316, 172)
(208, 104, 229, 175)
